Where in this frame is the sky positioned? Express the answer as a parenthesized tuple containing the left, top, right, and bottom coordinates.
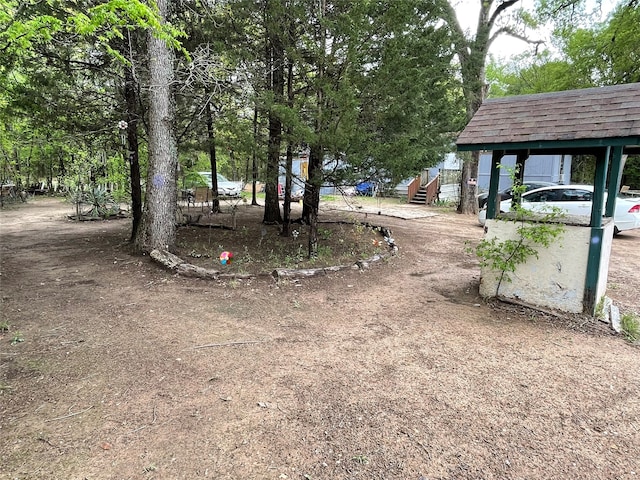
(452, 0, 622, 60)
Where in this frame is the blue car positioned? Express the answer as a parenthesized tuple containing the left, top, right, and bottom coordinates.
(356, 182, 376, 196)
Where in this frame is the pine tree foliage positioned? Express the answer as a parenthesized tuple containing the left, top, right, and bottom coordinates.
(3, 0, 636, 251)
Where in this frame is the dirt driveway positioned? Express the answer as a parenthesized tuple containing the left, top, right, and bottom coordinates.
(1, 198, 639, 480)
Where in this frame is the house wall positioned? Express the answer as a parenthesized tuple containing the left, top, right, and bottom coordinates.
(428, 153, 461, 179)
(479, 218, 614, 313)
(431, 153, 571, 192)
(477, 153, 571, 191)
(278, 157, 308, 189)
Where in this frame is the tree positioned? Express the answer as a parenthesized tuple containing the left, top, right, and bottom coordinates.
(170, 1, 257, 213)
(135, 0, 178, 252)
(2, 0, 463, 258)
(0, 0, 180, 246)
(432, 0, 544, 214)
(263, 0, 286, 225)
(486, 52, 589, 97)
(114, 30, 145, 241)
(560, 2, 640, 85)
(487, 0, 639, 96)
(0, 26, 121, 194)
(293, 0, 460, 255)
(486, 1, 640, 190)
(348, 0, 460, 184)
(174, 0, 288, 219)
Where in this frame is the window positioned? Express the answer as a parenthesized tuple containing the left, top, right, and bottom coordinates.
(525, 190, 559, 202)
(559, 189, 592, 201)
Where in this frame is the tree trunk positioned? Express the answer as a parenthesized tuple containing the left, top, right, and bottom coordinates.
(457, 151, 479, 214)
(263, 4, 284, 225)
(305, 144, 322, 258)
(124, 64, 142, 241)
(282, 139, 293, 236)
(437, 0, 496, 215)
(251, 105, 260, 206)
(135, 0, 178, 252)
(281, 59, 295, 237)
(263, 109, 283, 224)
(456, 53, 487, 214)
(205, 100, 220, 213)
(302, 0, 326, 244)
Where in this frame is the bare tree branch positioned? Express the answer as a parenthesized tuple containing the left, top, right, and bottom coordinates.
(550, 0, 582, 16)
(488, 26, 544, 50)
(489, 0, 521, 28)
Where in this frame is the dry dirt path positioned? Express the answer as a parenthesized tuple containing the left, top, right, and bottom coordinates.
(1, 197, 639, 480)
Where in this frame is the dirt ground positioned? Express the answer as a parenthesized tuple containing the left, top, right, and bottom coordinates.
(1, 197, 639, 480)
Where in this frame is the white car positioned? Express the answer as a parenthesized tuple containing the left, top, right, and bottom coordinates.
(476, 181, 557, 209)
(198, 171, 243, 197)
(478, 184, 640, 234)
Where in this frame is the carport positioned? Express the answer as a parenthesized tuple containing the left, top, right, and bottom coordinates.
(456, 83, 640, 314)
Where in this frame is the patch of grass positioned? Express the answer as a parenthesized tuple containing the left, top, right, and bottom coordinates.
(595, 297, 606, 320)
(0, 320, 9, 332)
(352, 454, 369, 464)
(315, 244, 334, 261)
(20, 358, 45, 372)
(352, 221, 366, 235)
(432, 199, 458, 209)
(620, 312, 639, 342)
(11, 331, 24, 345)
(0, 381, 13, 393)
(319, 228, 333, 240)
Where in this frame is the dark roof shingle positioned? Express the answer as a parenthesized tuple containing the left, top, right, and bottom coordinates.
(456, 83, 640, 148)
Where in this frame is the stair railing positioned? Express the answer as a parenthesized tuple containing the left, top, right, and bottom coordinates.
(406, 175, 421, 203)
(424, 174, 440, 204)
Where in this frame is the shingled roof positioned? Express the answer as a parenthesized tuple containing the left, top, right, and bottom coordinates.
(456, 83, 640, 152)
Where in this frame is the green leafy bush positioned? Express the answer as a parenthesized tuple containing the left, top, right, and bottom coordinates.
(474, 170, 565, 297)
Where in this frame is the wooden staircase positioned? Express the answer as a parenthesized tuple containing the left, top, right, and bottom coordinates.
(407, 173, 440, 205)
(410, 186, 429, 204)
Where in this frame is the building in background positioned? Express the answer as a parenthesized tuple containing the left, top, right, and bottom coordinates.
(429, 153, 571, 202)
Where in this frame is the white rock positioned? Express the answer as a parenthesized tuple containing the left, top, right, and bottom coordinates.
(600, 297, 612, 323)
(610, 304, 621, 333)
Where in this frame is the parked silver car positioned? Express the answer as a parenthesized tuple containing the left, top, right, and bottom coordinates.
(198, 172, 243, 197)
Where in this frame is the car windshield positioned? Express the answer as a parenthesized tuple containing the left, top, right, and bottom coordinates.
(199, 172, 232, 184)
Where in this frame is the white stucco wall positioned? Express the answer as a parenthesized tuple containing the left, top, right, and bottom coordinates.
(597, 221, 615, 312)
(479, 218, 614, 313)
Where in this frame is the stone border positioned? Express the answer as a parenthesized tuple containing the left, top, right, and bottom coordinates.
(150, 222, 398, 281)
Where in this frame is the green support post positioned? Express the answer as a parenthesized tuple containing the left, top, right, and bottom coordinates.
(584, 147, 610, 312)
(512, 150, 528, 206)
(486, 150, 503, 220)
(605, 145, 624, 218)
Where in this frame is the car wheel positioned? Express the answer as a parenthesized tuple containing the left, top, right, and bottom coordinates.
(614, 226, 620, 236)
